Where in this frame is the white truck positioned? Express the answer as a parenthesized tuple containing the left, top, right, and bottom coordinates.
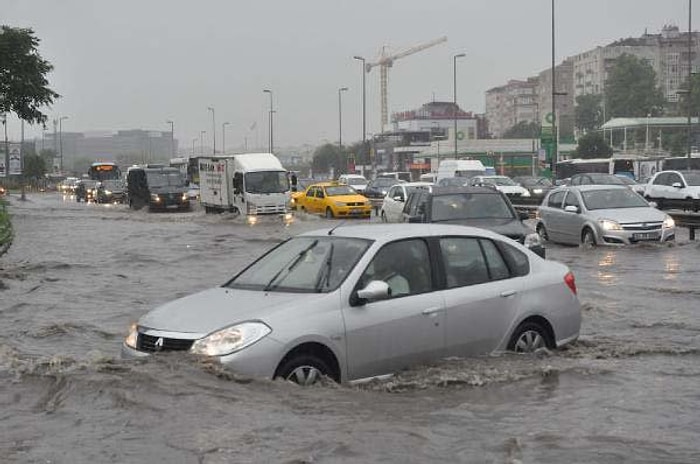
(436, 159, 487, 183)
(198, 153, 292, 222)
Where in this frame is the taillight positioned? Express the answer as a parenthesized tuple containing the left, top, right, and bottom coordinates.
(564, 271, 577, 295)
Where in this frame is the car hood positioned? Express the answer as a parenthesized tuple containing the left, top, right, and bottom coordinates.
(329, 194, 369, 203)
(496, 185, 528, 195)
(149, 186, 187, 194)
(587, 207, 667, 223)
(139, 287, 329, 335)
(436, 218, 528, 238)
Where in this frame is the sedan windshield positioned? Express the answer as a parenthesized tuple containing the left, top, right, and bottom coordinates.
(581, 188, 648, 210)
(370, 178, 396, 188)
(483, 177, 517, 186)
(147, 171, 185, 188)
(346, 177, 367, 186)
(325, 186, 357, 196)
(431, 193, 514, 221)
(245, 171, 289, 194)
(227, 236, 371, 293)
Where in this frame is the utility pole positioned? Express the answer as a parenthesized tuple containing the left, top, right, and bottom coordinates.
(263, 90, 274, 154)
(688, 0, 693, 170)
(453, 53, 466, 158)
(353, 56, 367, 165)
(166, 120, 174, 158)
(338, 87, 348, 147)
(207, 107, 216, 155)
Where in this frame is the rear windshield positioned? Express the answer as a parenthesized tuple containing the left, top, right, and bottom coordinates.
(431, 193, 514, 221)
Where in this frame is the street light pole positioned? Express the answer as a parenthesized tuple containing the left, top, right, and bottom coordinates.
(263, 89, 274, 153)
(207, 107, 216, 155)
(59, 116, 68, 174)
(222, 121, 230, 155)
(191, 138, 197, 157)
(453, 53, 466, 158)
(353, 56, 367, 164)
(687, 0, 693, 170)
(166, 120, 174, 158)
(200, 130, 206, 157)
(551, 0, 557, 178)
(338, 87, 348, 147)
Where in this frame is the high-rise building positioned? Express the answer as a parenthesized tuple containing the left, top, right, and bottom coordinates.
(485, 77, 539, 138)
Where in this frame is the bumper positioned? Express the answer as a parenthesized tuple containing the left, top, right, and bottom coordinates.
(333, 206, 372, 218)
(598, 226, 675, 245)
(121, 335, 286, 380)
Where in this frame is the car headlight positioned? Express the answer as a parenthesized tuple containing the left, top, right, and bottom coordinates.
(663, 216, 675, 229)
(524, 232, 542, 248)
(599, 219, 622, 231)
(181, 193, 188, 201)
(190, 322, 271, 357)
(104, 190, 112, 195)
(124, 323, 138, 348)
(151, 194, 160, 202)
(532, 188, 543, 195)
(521, 190, 531, 197)
(334, 201, 345, 207)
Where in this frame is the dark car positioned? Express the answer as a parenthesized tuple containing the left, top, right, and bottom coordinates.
(569, 173, 626, 186)
(95, 179, 126, 204)
(512, 176, 554, 199)
(126, 165, 190, 211)
(402, 186, 545, 258)
(364, 177, 404, 213)
(75, 180, 98, 202)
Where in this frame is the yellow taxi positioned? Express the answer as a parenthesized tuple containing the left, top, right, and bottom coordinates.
(295, 182, 372, 218)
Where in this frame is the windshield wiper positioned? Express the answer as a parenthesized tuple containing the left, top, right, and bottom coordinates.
(315, 242, 335, 292)
(263, 240, 318, 292)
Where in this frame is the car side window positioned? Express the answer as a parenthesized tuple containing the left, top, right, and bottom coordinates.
(439, 237, 490, 288)
(496, 241, 530, 277)
(316, 188, 325, 198)
(563, 191, 580, 209)
(358, 239, 432, 298)
(654, 173, 668, 185)
(669, 173, 683, 186)
(403, 192, 416, 215)
(479, 239, 510, 281)
(548, 191, 566, 208)
(387, 186, 398, 199)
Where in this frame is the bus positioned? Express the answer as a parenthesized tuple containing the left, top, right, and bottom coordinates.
(556, 157, 664, 181)
(88, 161, 122, 181)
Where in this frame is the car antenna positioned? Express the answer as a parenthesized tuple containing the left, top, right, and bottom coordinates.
(328, 221, 347, 235)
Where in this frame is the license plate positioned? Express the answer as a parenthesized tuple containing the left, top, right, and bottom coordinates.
(167, 204, 179, 209)
(633, 232, 659, 240)
(351, 208, 361, 214)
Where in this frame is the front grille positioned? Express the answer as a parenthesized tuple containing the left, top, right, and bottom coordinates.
(137, 333, 194, 353)
(621, 222, 662, 231)
(345, 202, 365, 207)
(253, 205, 286, 214)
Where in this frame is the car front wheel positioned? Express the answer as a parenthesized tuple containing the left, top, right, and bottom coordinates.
(536, 223, 549, 242)
(508, 321, 552, 353)
(325, 207, 334, 219)
(276, 354, 334, 386)
(582, 228, 596, 246)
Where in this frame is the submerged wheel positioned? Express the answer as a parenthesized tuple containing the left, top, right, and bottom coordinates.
(276, 354, 333, 386)
(508, 321, 552, 353)
(325, 207, 334, 219)
(582, 228, 596, 247)
(536, 223, 549, 242)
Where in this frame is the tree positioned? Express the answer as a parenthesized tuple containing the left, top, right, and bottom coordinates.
(679, 73, 700, 118)
(575, 94, 604, 132)
(22, 153, 46, 179)
(605, 54, 664, 118)
(0, 26, 59, 124)
(575, 132, 613, 158)
(312, 143, 347, 176)
(502, 121, 540, 139)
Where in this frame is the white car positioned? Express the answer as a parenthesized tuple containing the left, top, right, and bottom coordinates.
(380, 182, 433, 222)
(469, 175, 531, 198)
(644, 170, 700, 205)
(338, 174, 369, 193)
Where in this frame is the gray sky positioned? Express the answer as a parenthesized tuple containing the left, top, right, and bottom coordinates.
(3, 0, 698, 152)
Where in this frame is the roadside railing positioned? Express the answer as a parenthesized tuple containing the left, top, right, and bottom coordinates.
(0, 200, 13, 256)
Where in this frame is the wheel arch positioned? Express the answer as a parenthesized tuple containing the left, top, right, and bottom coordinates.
(509, 315, 556, 349)
(274, 341, 342, 382)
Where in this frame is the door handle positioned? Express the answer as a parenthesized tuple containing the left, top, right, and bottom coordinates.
(421, 307, 443, 316)
(500, 290, 517, 298)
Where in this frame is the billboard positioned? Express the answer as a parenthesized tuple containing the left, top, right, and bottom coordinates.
(0, 143, 22, 177)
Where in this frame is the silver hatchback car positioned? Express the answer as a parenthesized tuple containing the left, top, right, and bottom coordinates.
(536, 185, 676, 246)
(123, 224, 581, 384)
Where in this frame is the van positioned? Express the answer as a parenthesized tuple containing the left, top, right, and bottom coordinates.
(436, 159, 486, 182)
(377, 171, 412, 182)
(126, 165, 190, 211)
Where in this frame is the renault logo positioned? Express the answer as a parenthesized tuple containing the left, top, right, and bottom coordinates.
(154, 337, 164, 351)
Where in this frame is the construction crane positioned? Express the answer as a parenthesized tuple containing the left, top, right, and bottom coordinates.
(365, 36, 448, 132)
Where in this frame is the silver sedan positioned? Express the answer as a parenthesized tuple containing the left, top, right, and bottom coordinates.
(123, 224, 581, 384)
(536, 185, 676, 246)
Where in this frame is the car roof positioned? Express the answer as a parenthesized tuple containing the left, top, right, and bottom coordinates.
(299, 223, 509, 243)
(556, 184, 628, 192)
(399, 181, 433, 187)
(428, 186, 501, 195)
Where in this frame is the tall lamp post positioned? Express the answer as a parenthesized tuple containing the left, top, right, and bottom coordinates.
(687, 0, 693, 170)
(166, 119, 174, 158)
(59, 116, 69, 173)
(222, 121, 230, 155)
(551, 0, 557, 178)
(338, 87, 348, 147)
(191, 138, 197, 157)
(263, 89, 274, 153)
(199, 130, 206, 157)
(453, 53, 466, 158)
(207, 106, 216, 155)
(353, 56, 367, 165)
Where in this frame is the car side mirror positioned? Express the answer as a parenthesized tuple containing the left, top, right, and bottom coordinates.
(648, 201, 658, 208)
(672, 182, 683, 189)
(393, 195, 404, 202)
(564, 205, 579, 213)
(355, 280, 391, 304)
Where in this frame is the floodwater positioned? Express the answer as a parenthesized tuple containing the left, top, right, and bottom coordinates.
(1, 193, 700, 463)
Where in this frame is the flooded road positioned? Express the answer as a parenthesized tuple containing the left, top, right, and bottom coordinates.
(2, 193, 700, 463)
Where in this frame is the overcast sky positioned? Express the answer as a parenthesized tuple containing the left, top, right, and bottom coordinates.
(3, 0, 698, 152)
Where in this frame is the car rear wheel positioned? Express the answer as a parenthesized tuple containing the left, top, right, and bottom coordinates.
(536, 223, 549, 241)
(582, 228, 596, 247)
(508, 321, 552, 353)
(325, 207, 334, 219)
(276, 354, 333, 386)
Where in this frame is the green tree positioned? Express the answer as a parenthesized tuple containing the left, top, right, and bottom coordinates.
(22, 153, 46, 179)
(575, 132, 613, 158)
(575, 94, 604, 132)
(312, 143, 348, 176)
(502, 121, 540, 139)
(605, 54, 664, 118)
(679, 73, 700, 118)
(0, 26, 59, 124)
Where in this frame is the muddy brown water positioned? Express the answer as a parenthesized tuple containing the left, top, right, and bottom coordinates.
(1, 193, 699, 463)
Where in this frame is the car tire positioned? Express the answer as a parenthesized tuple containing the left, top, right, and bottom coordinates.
(507, 321, 553, 353)
(536, 223, 549, 242)
(582, 228, 596, 247)
(325, 207, 334, 219)
(276, 354, 334, 385)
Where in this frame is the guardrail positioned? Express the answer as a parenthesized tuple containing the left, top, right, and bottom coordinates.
(667, 211, 700, 240)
